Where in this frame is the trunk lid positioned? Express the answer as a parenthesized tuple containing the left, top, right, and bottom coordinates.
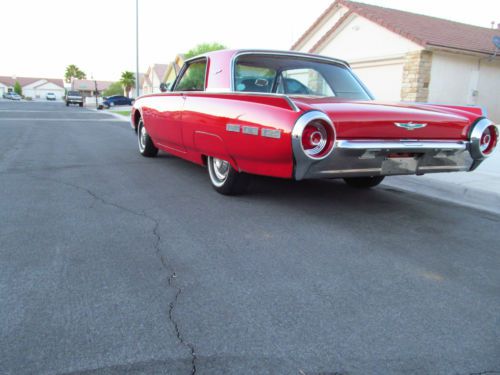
(291, 97, 474, 140)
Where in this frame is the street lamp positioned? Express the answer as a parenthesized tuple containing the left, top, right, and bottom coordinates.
(91, 74, 98, 109)
(135, 0, 140, 98)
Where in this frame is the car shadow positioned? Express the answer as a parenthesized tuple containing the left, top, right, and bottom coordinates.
(152, 151, 486, 221)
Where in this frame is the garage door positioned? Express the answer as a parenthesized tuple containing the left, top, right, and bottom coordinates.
(352, 62, 404, 101)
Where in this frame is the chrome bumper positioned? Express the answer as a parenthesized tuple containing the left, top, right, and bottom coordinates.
(294, 140, 478, 180)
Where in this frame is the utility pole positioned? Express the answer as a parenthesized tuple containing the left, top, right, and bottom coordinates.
(94, 80, 98, 109)
(135, 0, 140, 98)
(91, 74, 98, 109)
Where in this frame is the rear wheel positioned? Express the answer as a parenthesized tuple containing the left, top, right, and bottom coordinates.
(343, 176, 385, 188)
(207, 156, 249, 195)
(138, 119, 158, 157)
(79, 103, 83, 107)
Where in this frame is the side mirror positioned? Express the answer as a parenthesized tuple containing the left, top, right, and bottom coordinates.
(159, 83, 168, 92)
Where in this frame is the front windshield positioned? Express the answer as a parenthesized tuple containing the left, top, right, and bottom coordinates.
(234, 54, 371, 100)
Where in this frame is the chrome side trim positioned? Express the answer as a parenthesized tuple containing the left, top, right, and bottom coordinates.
(226, 124, 240, 132)
(181, 91, 300, 112)
(261, 128, 281, 139)
(284, 95, 300, 112)
(242, 126, 258, 135)
(469, 118, 496, 160)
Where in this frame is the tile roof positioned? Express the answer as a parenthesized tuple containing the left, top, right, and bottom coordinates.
(293, 0, 500, 55)
(0, 76, 64, 88)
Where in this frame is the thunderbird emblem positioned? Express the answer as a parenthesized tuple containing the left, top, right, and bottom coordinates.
(394, 122, 427, 130)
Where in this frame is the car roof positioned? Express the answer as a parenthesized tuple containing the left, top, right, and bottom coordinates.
(184, 49, 350, 68)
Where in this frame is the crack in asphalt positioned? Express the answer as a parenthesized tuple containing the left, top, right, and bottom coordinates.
(28, 174, 197, 375)
(469, 372, 500, 375)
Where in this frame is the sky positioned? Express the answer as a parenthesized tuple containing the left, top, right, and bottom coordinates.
(1, 0, 499, 81)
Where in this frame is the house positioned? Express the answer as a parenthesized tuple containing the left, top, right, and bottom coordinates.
(292, 0, 500, 122)
(0, 76, 65, 99)
(141, 55, 186, 95)
(71, 79, 114, 97)
(142, 64, 169, 94)
(163, 54, 185, 88)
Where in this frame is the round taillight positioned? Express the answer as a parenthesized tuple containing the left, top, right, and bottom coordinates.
(300, 120, 334, 158)
(469, 119, 498, 160)
(479, 125, 498, 155)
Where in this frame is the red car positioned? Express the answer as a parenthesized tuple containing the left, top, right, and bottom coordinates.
(131, 49, 498, 194)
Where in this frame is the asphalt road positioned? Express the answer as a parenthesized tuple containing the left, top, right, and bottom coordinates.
(1, 101, 499, 375)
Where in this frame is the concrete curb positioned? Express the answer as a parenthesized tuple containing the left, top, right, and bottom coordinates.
(381, 176, 500, 215)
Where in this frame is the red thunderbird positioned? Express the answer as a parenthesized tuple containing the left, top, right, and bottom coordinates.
(131, 49, 498, 194)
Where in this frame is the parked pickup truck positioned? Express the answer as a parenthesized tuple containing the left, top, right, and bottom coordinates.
(65, 91, 84, 107)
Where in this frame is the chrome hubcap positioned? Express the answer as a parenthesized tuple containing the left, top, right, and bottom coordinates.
(213, 158, 229, 181)
(139, 124, 147, 150)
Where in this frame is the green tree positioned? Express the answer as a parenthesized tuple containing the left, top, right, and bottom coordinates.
(184, 42, 226, 59)
(14, 81, 22, 96)
(64, 64, 86, 83)
(103, 82, 123, 97)
(119, 71, 135, 97)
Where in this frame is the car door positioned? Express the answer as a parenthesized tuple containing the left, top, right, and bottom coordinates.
(156, 58, 207, 152)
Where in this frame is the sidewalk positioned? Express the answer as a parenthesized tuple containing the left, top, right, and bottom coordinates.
(382, 148, 500, 214)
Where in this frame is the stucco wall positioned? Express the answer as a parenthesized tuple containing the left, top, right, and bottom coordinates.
(316, 16, 422, 61)
(299, 5, 350, 52)
(428, 52, 500, 122)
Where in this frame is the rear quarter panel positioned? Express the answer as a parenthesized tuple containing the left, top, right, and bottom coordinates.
(182, 93, 301, 178)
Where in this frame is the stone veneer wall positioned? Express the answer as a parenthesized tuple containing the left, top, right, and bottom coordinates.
(400, 50, 433, 102)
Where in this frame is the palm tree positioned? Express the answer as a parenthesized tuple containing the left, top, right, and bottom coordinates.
(120, 71, 135, 97)
(64, 65, 86, 83)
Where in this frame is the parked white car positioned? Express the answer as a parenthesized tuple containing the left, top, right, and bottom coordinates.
(46, 93, 56, 101)
(4, 92, 21, 100)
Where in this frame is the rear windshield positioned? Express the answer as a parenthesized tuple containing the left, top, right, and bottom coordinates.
(68, 91, 80, 96)
(234, 54, 371, 100)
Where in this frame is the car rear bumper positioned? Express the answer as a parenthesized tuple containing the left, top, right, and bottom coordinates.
(294, 139, 479, 180)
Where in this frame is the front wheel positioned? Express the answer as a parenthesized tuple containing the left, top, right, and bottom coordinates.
(343, 176, 385, 188)
(207, 156, 249, 195)
(138, 119, 158, 157)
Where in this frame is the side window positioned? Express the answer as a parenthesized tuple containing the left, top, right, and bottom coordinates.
(234, 64, 276, 93)
(174, 59, 207, 91)
(281, 69, 334, 96)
